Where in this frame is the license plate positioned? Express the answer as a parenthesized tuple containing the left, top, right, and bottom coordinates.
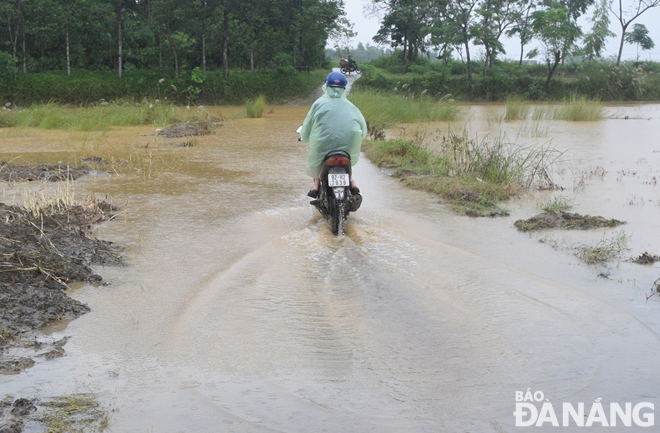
(328, 173, 349, 187)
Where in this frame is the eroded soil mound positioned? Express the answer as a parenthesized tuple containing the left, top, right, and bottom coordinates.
(514, 211, 625, 232)
(1, 199, 121, 382)
(630, 252, 660, 264)
(156, 120, 220, 138)
(0, 162, 94, 182)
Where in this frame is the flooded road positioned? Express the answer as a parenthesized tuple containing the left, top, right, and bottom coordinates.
(1, 102, 660, 432)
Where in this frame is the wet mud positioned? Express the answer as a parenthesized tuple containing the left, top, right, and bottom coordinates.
(0, 162, 95, 182)
(0, 396, 37, 433)
(155, 120, 220, 138)
(0, 199, 121, 378)
(514, 211, 625, 232)
(630, 251, 660, 264)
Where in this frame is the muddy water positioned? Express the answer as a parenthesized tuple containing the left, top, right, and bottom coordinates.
(2, 103, 660, 432)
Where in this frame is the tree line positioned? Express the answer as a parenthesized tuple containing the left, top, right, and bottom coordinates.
(369, 0, 658, 90)
(0, 0, 345, 78)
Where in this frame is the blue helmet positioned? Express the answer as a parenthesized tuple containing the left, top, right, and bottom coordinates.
(326, 72, 347, 88)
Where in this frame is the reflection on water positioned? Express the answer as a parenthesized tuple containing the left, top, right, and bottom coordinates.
(1, 103, 659, 432)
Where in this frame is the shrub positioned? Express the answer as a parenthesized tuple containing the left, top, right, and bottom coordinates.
(273, 52, 294, 74)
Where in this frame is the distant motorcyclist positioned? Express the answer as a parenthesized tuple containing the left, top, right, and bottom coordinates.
(300, 71, 367, 198)
(347, 54, 357, 70)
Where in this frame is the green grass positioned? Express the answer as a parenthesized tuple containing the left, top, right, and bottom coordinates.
(246, 95, 267, 118)
(553, 96, 604, 121)
(575, 230, 629, 265)
(0, 102, 212, 130)
(541, 195, 573, 212)
(348, 89, 461, 135)
(504, 96, 530, 121)
(362, 130, 562, 216)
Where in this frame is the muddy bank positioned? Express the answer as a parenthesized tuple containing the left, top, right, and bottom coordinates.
(0, 199, 121, 378)
(0, 162, 96, 182)
(514, 211, 625, 232)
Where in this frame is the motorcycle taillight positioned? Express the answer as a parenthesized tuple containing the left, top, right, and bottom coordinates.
(326, 155, 350, 166)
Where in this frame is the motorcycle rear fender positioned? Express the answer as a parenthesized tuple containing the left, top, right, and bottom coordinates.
(332, 187, 346, 200)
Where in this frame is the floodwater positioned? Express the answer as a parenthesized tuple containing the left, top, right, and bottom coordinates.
(1, 100, 660, 432)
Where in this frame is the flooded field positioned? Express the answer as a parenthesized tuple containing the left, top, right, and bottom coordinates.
(1, 101, 659, 432)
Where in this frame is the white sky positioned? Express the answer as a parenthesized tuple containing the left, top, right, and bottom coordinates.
(342, 0, 660, 62)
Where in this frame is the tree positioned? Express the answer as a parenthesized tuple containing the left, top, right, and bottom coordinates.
(532, 2, 582, 91)
(472, 0, 518, 75)
(610, 0, 660, 65)
(372, 0, 432, 64)
(582, 0, 614, 61)
(329, 16, 356, 59)
(439, 0, 479, 85)
(507, 0, 539, 67)
(624, 23, 654, 61)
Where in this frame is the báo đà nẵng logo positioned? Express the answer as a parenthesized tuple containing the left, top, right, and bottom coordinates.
(513, 389, 655, 427)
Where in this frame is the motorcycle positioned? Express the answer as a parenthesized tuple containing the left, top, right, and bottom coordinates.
(339, 58, 360, 75)
(311, 150, 362, 235)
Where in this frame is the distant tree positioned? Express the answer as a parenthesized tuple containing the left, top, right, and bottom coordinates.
(532, 2, 581, 90)
(440, 0, 479, 84)
(472, 0, 518, 75)
(610, 0, 660, 65)
(329, 16, 356, 59)
(372, 0, 432, 64)
(624, 23, 654, 61)
(507, 0, 538, 67)
(582, 0, 615, 61)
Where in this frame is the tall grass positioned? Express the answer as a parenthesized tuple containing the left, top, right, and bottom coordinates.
(437, 130, 561, 190)
(245, 95, 267, 118)
(348, 89, 461, 127)
(0, 102, 212, 130)
(364, 129, 562, 192)
(553, 96, 603, 121)
(504, 96, 530, 121)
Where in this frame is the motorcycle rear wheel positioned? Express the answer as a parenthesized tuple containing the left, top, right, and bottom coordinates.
(330, 200, 346, 236)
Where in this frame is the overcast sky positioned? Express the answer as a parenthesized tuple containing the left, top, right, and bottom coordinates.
(342, 0, 660, 62)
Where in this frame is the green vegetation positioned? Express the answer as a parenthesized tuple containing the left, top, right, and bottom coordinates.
(348, 89, 460, 138)
(0, 102, 212, 130)
(354, 56, 660, 102)
(541, 196, 573, 212)
(553, 96, 604, 121)
(0, 1, 338, 79)
(362, 131, 561, 216)
(246, 95, 267, 118)
(575, 230, 629, 265)
(505, 97, 531, 121)
(37, 394, 110, 433)
(0, 69, 328, 106)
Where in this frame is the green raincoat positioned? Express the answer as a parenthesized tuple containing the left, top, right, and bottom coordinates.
(301, 84, 367, 178)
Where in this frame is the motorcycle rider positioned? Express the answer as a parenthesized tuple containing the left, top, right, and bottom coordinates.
(300, 71, 367, 198)
(347, 53, 357, 71)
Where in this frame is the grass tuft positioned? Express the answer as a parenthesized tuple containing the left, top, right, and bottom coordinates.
(505, 96, 530, 121)
(541, 195, 573, 212)
(38, 394, 110, 433)
(245, 95, 267, 118)
(575, 230, 629, 265)
(553, 96, 603, 121)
